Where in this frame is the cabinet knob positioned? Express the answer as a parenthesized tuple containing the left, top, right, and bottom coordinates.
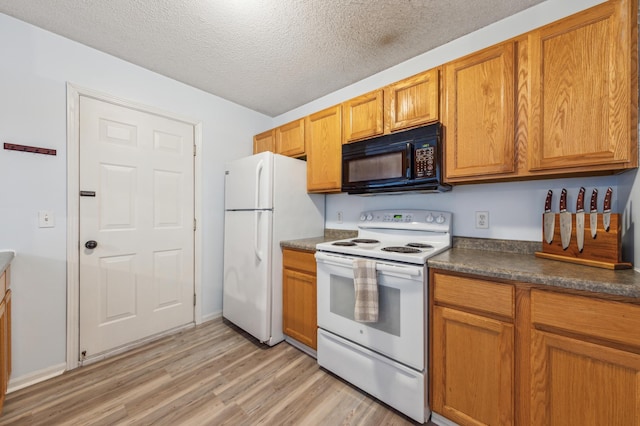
(85, 240, 98, 249)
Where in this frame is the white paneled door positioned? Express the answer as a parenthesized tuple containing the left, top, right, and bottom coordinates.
(79, 96, 194, 358)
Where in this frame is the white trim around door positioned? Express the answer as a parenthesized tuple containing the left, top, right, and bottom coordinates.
(66, 83, 203, 370)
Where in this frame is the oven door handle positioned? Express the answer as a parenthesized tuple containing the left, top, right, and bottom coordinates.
(376, 263, 422, 279)
(315, 252, 422, 279)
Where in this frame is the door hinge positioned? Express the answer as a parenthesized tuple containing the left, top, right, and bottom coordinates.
(193, 293, 196, 306)
(193, 218, 197, 231)
(193, 144, 197, 156)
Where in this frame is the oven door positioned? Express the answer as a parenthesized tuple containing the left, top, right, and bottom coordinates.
(315, 251, 426, 370)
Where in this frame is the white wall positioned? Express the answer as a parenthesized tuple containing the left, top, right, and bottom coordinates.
(275, 0, 636, 261)
(0, 14, 270, 382)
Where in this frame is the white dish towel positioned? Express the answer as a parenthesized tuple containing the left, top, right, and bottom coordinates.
(352, 259, 378, 323)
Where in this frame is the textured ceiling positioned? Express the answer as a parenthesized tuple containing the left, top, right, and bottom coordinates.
(0, 0, 545, 117)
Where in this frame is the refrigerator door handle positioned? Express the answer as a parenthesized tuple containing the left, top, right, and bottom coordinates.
(254, 210, 263, 261)
(255, 159, 264, 209)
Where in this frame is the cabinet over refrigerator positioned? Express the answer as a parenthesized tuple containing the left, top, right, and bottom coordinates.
(223, 152, 325, 346)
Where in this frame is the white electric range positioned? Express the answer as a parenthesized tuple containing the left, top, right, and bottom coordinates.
(315, 209, 452, 423)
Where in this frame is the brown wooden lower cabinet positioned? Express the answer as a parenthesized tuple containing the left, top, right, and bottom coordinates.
(431, 270, 640, 426)
(529, 289, 640, 425)
(431, 272, 515, 426)
(282, 248, 317, 350)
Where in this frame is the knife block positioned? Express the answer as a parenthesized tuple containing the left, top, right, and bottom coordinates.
(535, 213, 632, 269)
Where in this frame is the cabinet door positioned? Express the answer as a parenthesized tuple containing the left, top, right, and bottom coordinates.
(276, 118, 305, 157)
(253, 129, 274, 154)
(384, 68, 439, 133)
(283, 268, 317, 350)
(432, 306, 514, 426)
(443, 42, 516, 181)
(530, 329, 640, 425)
(527, 0, 637, 172)
(306, 105, 342, 193)
(342, 89, 384, 143)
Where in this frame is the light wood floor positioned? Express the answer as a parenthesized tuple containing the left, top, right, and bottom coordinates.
(1, 319, 433, 425)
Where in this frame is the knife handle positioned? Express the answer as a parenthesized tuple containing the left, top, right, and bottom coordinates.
(544, 190, 553, 212)
(604, 187, 612, 211)
(590, 189, 598, 212)
(576, 187, 585, 211)
(559, 188, 567, 212)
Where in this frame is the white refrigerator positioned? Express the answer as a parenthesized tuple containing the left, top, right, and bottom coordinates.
(223, 151, 325, 346)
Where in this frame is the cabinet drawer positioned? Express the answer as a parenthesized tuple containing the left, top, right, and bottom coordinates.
(282, 249, 316, 275)
(433, 273, 514, 319)
(531, 289, 640, 348)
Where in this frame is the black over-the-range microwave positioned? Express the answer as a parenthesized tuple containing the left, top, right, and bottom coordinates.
(342, 123, 451, 195)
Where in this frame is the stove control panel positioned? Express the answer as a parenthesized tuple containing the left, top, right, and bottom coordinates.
(358, 209, 452, 232)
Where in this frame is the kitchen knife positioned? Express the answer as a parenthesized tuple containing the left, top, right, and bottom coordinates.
(589, 189, 598, 239)
(603, 187, 612, 232)
(559, 188, 571, 250)
(575, 187, 585, 252)
(543, 190, 554, 244)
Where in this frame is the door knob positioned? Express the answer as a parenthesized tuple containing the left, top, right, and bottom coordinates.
(85, 240, 98, 249)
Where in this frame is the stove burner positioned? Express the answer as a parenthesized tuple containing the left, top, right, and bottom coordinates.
(351, 239, 380, 244)
(332, 241, 357, 246)
(381, 246, 422, 254)
(406, 243, 434, 249)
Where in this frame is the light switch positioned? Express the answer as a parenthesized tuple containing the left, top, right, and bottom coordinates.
(39, 210, 55, 228)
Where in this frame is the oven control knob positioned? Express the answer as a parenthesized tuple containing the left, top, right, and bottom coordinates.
(426, 214, 435, 223)
(360, 213, 367, 221)
(436, 214, 446, 224)
(366, 214, 373, 221)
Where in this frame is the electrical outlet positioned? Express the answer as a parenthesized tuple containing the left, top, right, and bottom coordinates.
(337, 211, 343, 224)
(475, 211, 489, 229)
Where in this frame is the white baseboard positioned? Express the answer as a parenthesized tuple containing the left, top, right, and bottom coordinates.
(8, 362, 66, 393)
(201, 310, 222, 323)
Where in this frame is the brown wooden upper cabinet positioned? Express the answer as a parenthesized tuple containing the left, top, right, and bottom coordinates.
(253, 129, 275, 154)
(442, 42, 517, 181)
(342, 89, 384, 143)
(275, 118, 305, 158)
(343, 71, 441, 144)
(306, 105, 343, 193)
(384, 68, 439, 133)
(442, 0, 637, 183)
(525, 0, 637, 173)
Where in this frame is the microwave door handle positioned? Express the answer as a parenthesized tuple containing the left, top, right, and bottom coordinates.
(406, 142, 412, 178)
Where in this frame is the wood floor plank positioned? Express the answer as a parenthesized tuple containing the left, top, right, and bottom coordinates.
(1, 319, 427, 425)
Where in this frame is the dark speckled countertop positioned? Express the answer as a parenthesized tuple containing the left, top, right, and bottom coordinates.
(281, 233, 640, 299)
(280, 229, 357, 252)
(429, 237, 640, 299)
